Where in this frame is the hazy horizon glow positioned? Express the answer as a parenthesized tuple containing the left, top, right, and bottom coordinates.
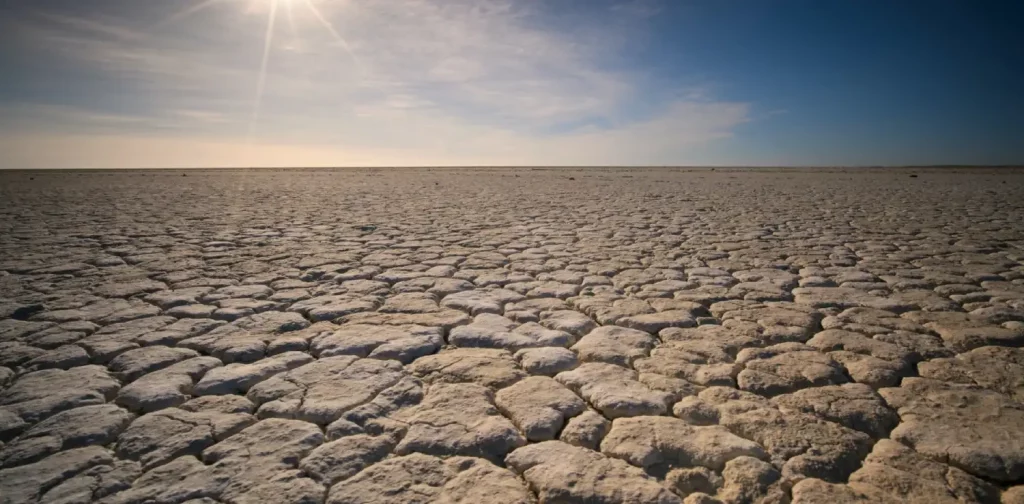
(1, 0, 1021, 168)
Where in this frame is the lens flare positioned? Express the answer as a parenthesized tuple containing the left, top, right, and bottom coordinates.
(151, 0, 358, 146)
(248, 0, 279, 143)
(302, 0, 359, 66)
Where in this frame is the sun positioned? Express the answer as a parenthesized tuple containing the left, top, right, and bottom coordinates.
(156, 0, 357, 142)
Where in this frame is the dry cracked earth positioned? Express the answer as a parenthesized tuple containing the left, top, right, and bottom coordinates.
(1, 167, 1024, 504)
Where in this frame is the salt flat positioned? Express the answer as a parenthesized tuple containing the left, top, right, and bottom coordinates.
(1, 167, 1023, 503)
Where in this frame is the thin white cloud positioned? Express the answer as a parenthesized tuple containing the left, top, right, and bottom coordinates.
(0, 0, 752, 167)
(611, 0, 665, 19)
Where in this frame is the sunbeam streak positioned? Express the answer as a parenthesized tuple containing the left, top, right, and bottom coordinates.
(302, 0, 360, 67)
(248, 0, 279, 143)
(284, 0, 298, 39)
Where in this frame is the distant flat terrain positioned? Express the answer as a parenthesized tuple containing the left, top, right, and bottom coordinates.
(2, 167, 1023, 503)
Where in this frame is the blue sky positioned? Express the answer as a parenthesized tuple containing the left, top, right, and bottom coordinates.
(0, 0, 1021, 168)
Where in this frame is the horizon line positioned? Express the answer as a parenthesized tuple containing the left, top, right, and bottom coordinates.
(3, 164, 1024, 172)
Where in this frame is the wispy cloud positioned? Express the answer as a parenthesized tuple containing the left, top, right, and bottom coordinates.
(0, 0, 752, 167)
(611, 0, 664, 19)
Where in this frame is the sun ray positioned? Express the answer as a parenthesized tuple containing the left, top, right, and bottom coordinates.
(283, 0, 298, 39)
(248, 0, 279, 143)
(301, 0, 360, 67)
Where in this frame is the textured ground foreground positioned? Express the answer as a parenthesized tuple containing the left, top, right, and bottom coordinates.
(1, 167, 1024, 504)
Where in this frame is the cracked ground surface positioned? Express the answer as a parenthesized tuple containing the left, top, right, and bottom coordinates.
(1, 166, 1023, 503)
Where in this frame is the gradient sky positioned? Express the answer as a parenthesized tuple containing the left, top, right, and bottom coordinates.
(1, 0, 1022, 168)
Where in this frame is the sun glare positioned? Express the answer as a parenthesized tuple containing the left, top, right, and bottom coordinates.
(152, 0, 358, 144)
(249, 0, 278, 143)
